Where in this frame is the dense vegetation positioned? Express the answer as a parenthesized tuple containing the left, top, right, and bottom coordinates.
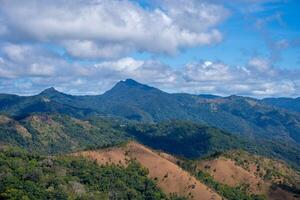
(1, 79, 300, 199)
(1, 112, 300, 169)
(1, 79, 300, 144)
(0, 147, 186, 200)
(123, 120, 300, 169)
(1, 79, 300, 165)
(0, 114, 128, 154)
(263, 97, 300, 113)
(124, 121, 260, 158)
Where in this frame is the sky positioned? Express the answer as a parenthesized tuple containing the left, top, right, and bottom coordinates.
(0, 0, 299, 97)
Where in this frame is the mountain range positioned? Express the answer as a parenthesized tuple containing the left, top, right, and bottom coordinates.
(2, 79, 300, 141)
(1, 79, 300, 199)
(1, 79, 300, 160)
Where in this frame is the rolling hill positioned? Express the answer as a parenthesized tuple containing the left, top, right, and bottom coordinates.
(178, 150, 300, 200)
(75, 141, 222, 200)
(0, 146, 182, 200)
(0, 113, 264, 158)
(1, 114, 300, 199)
(75, 141, 300, 200)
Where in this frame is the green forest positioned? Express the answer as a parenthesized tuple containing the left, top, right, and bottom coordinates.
(0, 147, 186, 200)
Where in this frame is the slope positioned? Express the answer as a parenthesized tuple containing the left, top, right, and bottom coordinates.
(193, 150, 300, 200)
(0, 146, 174, 200)
(0, 114, 127, 154)
(75, 141, 222, 200)
(1, 79, 300, 167)
(263, 97, 300, 113)
(1, 79, 300, 144)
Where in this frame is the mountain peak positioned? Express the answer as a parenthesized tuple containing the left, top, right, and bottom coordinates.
(114, 79, 155, 90)
(123, 78, 141, 86)
(39, 87, 63, 96)
(103, 79, 163, 97)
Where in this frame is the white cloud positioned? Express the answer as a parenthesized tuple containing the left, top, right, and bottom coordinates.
(0, 48, 300, 97)
(0, 1, 298, 97)
(0, 43, 66, 78)
(94, 57, 144, 72)
(252, 81, 296, 96)
(63, 40, 132, 59)
(184, 61, 234, 81)
(248, 57, 270, 72)
(155, 0, 229, 32)
(0, 0, 227, 58)
(2, 44, 29, 62)
(28, 63, 55, 77)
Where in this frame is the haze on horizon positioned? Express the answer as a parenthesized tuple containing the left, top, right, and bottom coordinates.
(0, 0, 299, 97)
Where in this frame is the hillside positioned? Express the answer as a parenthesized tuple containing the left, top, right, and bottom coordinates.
(0, 114, 127, 154)
(124, 120, 262, 158)
(187, 150, 300, 200)
(1, 139, 299, 200)
(75, 141, 222, 200)
(1, 79, 300, 147)
(0, 146, 182, 200)
(1, 112, 300, 169)
(263, 97, 300, 113)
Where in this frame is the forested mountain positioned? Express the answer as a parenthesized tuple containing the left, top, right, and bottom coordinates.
(263, 97, 300, 113)
(0, 79, 300, 143)
(1, 80, 300, 199)
(1, 112, 300, 169)
(1, 79, 300, 149)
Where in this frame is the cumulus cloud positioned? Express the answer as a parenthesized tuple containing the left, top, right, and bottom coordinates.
(248, 57, 271, 72)
(184, 61, 234, 81)
(179, 58, 298, 97)
(153, 0, 229, 32)
(63, 41, 132, 59)
(94, 57, 144, 72)
(0, 43, 62, 78)
(0, 0, 227, 58)
(0, 0, 298, 97)
(1, 42, 299, 97)
(0, 43, 179, 94)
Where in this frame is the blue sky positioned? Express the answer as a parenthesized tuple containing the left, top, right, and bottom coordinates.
(0, 0, 299, 97)
(134, 0, 300, 69)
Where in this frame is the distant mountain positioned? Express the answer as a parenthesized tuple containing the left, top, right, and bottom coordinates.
(263, 97, 300, 113)
(0, 89, 98, 118)
(2, 79, 300, 199)
(1, 79, 300, 166)
(101, 80, 300, 146)
(98, 79, 192, 121)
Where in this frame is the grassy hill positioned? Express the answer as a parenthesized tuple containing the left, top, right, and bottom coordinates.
(75, 141, 222, 200)
(1, 138, 299, 199)
(179, 150, 300, 200)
